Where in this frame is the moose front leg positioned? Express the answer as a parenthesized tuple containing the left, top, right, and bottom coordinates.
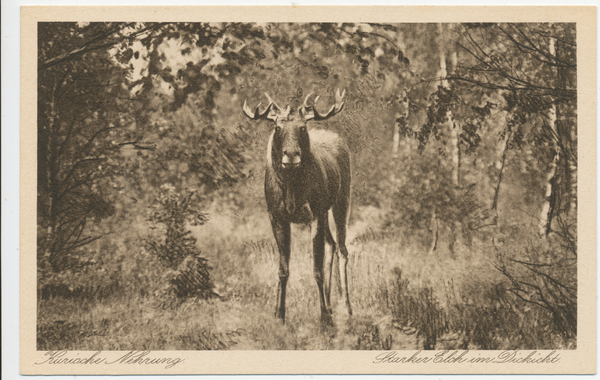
(312, 213, 334, 326)
(270, 215, 291, 322)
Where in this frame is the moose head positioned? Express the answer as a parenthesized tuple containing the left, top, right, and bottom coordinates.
(242, 90, 346, 175)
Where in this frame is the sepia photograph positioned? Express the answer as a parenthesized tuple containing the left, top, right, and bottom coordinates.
(17, 5, 596, 376)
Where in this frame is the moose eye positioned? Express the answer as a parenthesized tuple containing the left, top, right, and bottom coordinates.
(275, 126, 281, 133)
(300, 126, 307, 132)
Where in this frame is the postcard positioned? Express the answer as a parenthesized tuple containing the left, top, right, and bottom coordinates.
(20, 5, 596, 375)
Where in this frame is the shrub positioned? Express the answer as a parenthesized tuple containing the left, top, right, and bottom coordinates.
(355, 325, 393, 350)
(494, 229, 577, 341)
(147, 184, 217, 299)
(389, 265, 575, 350)
(389, 269, 448, 350)
(384, 142, 489, 252)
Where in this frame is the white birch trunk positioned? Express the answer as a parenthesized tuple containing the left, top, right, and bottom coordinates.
(538, 106, 559, 237)
(437, 26, 460, 187)
(391, 91, 409, 185)
(436, 24, 461, 253)
(392, 113, 401, 159)
(492, 131, 512, 219)
(448, 50, 460, 187)
(568, 126, 577, 215)
(538, 35, 559, 237)
(390, 110, 401, 184)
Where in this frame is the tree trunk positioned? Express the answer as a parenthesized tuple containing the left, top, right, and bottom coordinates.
(428, 208, 439, 255)
(437, 25, 460, 188)
(391, 93, 409, 183)
(390, 111, 401, 184)
(567, 123, 577, 216)
(538, 36, 559, 237)
(438, 24, 461, 254)
(392, 111, 401, 160)
(437, 23, 450, 86)
(557, 36, 577, 217)
(492, 131, 512, 217)
(43, 80, 59, 261)
(448, 50, 460, 188)
(538, 110, 559, 237)
(392, 95, 409, 158)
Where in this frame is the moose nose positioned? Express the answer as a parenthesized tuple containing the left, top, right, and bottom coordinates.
(282, 151, 301, 168)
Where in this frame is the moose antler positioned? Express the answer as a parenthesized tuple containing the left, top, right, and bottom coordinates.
(243, 93, 290, 121)
(299, 89, 346, 121)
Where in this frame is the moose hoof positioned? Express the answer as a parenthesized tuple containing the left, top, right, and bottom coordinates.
(275, 310, 286, 323)
(321, 312, 334, 327)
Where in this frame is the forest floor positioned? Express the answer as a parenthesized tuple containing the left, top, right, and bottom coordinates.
(38, 204, 507, 351)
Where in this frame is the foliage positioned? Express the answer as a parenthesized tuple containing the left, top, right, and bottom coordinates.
(390, 267, 574, 350)
(355, 325, 393, 350)
(38, 23, 128, 271)
(146, 184, 215, 299)
(455, 23, 577, 230)
(494, 230, 577, 339)
(390, 270, 447, 350)
(384, 140, 490, 252)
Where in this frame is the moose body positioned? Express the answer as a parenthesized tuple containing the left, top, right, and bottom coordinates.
(243, 90, 352, 325)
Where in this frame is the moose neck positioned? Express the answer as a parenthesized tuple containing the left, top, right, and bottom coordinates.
(273, 154, 312, 188)
(266, 133, 315, 217)
(276, 162, 312, 217)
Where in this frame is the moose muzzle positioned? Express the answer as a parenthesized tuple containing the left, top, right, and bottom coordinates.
(282, 151, 301, 169)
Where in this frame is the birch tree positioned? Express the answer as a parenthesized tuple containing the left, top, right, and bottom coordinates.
(451, 23, 576, 238)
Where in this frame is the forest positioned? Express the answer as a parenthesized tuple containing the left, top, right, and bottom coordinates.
(37, 22, 577, 350)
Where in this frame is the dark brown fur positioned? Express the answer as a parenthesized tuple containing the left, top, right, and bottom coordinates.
(243, 92, 352, 325)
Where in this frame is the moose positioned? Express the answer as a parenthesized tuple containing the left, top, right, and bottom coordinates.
(242, 89, 352, 325)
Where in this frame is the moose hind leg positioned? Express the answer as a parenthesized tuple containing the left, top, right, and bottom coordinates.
(323, 214, 336, 313)
(312, 214, 334, 326)
(270, 215, 291, 322)
(333, 202, 352, 317)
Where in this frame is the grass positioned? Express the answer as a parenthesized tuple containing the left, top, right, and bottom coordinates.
(37, 201, 575, 351)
